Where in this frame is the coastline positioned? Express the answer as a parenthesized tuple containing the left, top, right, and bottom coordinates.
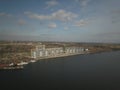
(88, 50, 120, 55)
(0, 52, 88, 70)
(37, 50, 120, 61)
(36, 53, 87, 60)
(0, 50, 120, 70)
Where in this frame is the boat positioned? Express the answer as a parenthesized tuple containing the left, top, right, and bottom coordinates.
(30, 60, 36, 63)
(3, 66, 24, 70)
(17, 61, 28, 66)
(9, 63, 14, 66)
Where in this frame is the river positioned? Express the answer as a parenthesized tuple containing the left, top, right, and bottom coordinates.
(0, 51, 120, 90)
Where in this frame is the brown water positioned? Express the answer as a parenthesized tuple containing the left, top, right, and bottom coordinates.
(0, 51, 120, 90)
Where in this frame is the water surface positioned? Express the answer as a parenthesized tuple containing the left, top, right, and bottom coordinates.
(0, 51, 120, 90)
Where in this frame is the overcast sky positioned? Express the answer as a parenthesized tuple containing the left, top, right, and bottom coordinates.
(0, 0, 120, 43)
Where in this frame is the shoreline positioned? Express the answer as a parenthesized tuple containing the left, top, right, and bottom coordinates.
(36, 53, 86, 59)
(0, 50, 120, 70)
(88, 50, 120, 55)
(37, 50, 120, 61)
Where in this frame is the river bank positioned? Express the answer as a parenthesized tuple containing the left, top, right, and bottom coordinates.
(1, 49, 120, 70)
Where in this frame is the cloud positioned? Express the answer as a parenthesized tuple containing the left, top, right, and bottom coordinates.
(18, 19, 26, 25)
(0, 12, 6, 16)
(73, 19, 88, 27)
(75, 0, 91, 7)
(64, 27, 69, 30)
(0, 12, 12, 17)
(25, 9, 78, 22)
(81, 0, 91, 7)
(48, 23, 57, 28)
(52, 10, 78, 22)
(92, 32, 120, 43)
(24, 11, 51, 20)
(45, 0, 58, 9)
(0, 13, 15, 25)
(111, 10, 120, 23)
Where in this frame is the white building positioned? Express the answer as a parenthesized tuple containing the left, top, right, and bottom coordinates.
(31, 45, 88, 59)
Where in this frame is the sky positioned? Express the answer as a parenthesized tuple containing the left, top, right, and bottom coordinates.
(0, 0, 120, 43)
